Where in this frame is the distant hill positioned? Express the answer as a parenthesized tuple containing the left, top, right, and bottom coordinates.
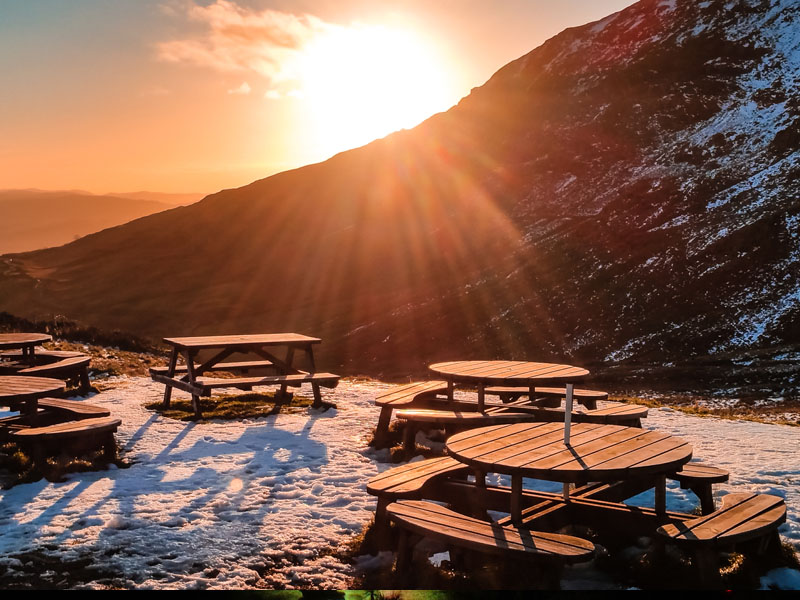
(0, 190, 179, 254)
(0, 0, 798, 394)
(105, 191, 205, 207)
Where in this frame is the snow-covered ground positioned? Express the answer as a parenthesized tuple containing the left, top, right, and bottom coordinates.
(0, 377, 798, 589)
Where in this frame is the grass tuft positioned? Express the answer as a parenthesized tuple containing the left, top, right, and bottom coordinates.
(144, 391, 314, 421)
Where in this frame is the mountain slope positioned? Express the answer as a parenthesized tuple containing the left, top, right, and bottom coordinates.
(0, 190, 178, 254)
(1, 0, 798, 391)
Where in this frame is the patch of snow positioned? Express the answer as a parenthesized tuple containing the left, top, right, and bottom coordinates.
(0, 377, 799, 589)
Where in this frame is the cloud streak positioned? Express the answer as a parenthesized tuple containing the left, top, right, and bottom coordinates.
(157, 0, 333, 82)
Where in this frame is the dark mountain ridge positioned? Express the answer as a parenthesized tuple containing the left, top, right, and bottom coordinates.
(1, 0, 798, 395)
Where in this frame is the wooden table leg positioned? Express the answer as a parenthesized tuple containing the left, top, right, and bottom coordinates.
(162, 348, 178, 408)
(655, 474, 667, 516)
(474, 468, 486, 489)
(304, 344, 316, 371)
(446, 380, 454, 402)
(184, 350, 202, 419)
(477, 383, 485, 412)
(511, 474, 522, 522)
(276, 346, 296, 402)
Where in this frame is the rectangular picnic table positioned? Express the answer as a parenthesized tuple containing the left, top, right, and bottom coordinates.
(151, 333, 340, 418)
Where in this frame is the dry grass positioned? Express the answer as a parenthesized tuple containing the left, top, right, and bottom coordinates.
(0, 440, 129, 488)
(610, 394, 800, 427)
(143, 391, 315, 421)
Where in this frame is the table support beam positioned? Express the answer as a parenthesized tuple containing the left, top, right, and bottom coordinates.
(511, 474, 522, 522)
(655, 474, 667, 516)
(162, 348, 178, 408)
(564, 383, 574, 444)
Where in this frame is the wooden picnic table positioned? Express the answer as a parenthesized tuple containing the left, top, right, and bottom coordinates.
(152, 333, 339, 418)
(446, 421, 692, 522)
(430, 360, 590, 441)
(0, 333, 53, 365)
(0, 375, 66, 417)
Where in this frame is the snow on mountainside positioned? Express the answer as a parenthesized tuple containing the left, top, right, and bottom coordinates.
(0, 0, 798, 396)
(441, 0, 800, 389)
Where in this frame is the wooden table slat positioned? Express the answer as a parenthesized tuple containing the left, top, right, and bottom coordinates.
(547, 436, 687, 478)
(473, 425, 625, 469)
(513, 428, 659, 472)
(447, 423, 692, 483)
(446, 422, 563, 456)
(163, 333, 321, 349)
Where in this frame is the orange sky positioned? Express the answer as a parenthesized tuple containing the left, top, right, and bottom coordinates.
(0, 1, 634, 195)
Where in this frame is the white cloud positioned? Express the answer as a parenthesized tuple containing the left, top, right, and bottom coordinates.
(157, 0, 335, 83)
(264, 89, 281, 100)
(228, 81, 251, 95)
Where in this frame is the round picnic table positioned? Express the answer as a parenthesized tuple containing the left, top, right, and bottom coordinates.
(446, 421, 693, 522)
(0, 375, 66, 416)
(0, 333, 53, 365)
(429, 360, 591, 441)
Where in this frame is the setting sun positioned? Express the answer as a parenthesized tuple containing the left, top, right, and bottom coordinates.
(293, 25, 456, 157)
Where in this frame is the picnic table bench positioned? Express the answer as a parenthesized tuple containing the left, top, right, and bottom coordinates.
(369, 453, 779, 584)
(12, 416, 121, 466)
(151, 333, 340, 418)
(486, 386, 608, 409)
(394, 400, 648, 451)
(387, 499, 595, 579)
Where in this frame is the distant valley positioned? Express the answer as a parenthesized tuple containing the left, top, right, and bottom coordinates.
(0, 189, 205, 254)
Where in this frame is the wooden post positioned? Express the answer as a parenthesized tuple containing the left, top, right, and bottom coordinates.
(79, 367, 91, 395)
(374, 407, 393, 447)
(277, 346, 296, 401)
(655, 474, 667, 516)
(304, 344, 316, 371)
(395, 529, 412, 574)
(184, 350, 202, 419)
(403, 423, 416, 453)
(162, 348, 178, 408)
(474, 468, 486, 489)
(511, 474, 522, 522)
(563, 383, 574, 444)
(447, 380, 454, 402)
(477, 383, 485, 412)
(693, 484, 716, 515)
(310, 383, 323, 408)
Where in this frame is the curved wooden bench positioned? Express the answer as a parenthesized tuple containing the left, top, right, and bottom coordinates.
(1, 350, 86, 360)
(19, 356, 91, 394)
(12, 416, 122, 465)
(657, 492, 785, 585)
(373, 381, 448, 446)
(387, 499, 595, 574)
(669, 462, 729, 515)
(367, 456, 469, 524)
(580, 402, 647, 426)
(394, 408, 540, 451)
(37, 398, 111, 420)
(394, 402, 647, 451)
(486, 386, 608, 409)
